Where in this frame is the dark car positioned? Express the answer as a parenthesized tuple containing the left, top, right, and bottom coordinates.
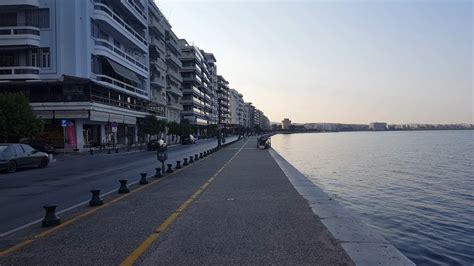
(21, 139, 56, 154)
(147, 140, 160, 151)
(181, 135, 196, 145)
(0, 144, 50, 173)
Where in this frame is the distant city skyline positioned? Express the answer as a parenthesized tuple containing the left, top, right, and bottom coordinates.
(156, 0, 472, 124)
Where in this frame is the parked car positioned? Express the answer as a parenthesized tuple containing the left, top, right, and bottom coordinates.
(0, 144, 50, 173)
(21, 139, 56, 154)
(181, 135, 196, 145)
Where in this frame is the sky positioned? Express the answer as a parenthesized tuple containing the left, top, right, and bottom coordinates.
(155, 0, 473, 124)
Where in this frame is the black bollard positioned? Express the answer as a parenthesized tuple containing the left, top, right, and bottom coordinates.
(118, 179, 130, 193)
(139, 173, 148, 185)
(89, 190, 103, 206)
(108, 148, 111, 154)
(189, 156, 194, 163)
(176, 161, 182, 169)
(155, 167, 162, 178)
(166, 164, 173, 173)
(41, 204, 61, 227)
(195, 154, 199, 161)
(183, 158, 189, 166)
(199, 152, 203, 159)
(115, 148, 119, 153)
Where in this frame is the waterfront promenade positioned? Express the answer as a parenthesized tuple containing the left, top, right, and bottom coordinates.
(0, 137, 411, 265)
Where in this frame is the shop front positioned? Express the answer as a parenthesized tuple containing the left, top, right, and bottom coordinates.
(34, 108, 140, 152)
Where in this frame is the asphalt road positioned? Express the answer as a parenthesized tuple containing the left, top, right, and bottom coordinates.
(0, 136, 237, 236)
(0, 137, 353, 265)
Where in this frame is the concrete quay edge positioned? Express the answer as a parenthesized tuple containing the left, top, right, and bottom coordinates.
(268, 148, 415, 266)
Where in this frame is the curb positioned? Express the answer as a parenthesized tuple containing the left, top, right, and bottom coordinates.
(268, 149, 414, 266)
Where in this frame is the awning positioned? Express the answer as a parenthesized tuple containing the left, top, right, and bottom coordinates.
(34, 110, 54, 119)
(105, 58, 140, 84)
(55, 110, 89, 119)
(123, 116, 136, 125)
(109, 113, 124, 123)
(90, 111, 109, 122)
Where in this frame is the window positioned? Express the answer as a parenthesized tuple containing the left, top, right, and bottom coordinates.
(41, 48, 50, 68)
(0, 12, 17, 27)
(30, 48, 50, 68)
(21, 144, 34, 154)
(25, 8, 50, 28)
(31, 50, 38, 67)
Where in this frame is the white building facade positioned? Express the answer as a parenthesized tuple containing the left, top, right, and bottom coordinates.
(229, 89, 244, 126)
(0, 0, 151, 151)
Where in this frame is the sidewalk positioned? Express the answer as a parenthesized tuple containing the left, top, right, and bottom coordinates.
(0, 137, 352, 265)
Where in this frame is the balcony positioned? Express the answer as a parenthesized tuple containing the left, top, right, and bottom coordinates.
(94, 38, 148, 76)
(166, 85, 183, 97)
(0, 0, 40, 7)
(93, 2, 147, 51)
(166, 101, 183, 111)
(166, 67, 182, 83)
(93, 73, 148, 98)
(180, 52, 195, 60)
(182, 74, 202, 84)
(149, 17, 165, 36)
(149, 38, 166, 54)
(0, 66, 40, 80)
(166, 53, 182, 68)
(182, 65, 201, 74)
(0, 26, 40, 47)
(150, 75, 167, 88)
(122, 0, 147, 26)
(150, 59, 167, 73)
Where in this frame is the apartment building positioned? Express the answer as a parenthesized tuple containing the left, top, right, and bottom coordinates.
(179, 39, 210, 126)
(147, 0, 182, 123)
(217, 75, 230, 125)
(245, 102, 270, 130)
(203, 51, 218, 125)
(229, 88, 244, 126)
(0, 0, 151, 151)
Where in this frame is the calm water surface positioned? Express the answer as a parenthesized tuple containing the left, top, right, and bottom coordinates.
(272, 130, 473, 265)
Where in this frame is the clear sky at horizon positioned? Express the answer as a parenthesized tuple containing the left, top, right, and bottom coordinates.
(156, 0, 472, 124)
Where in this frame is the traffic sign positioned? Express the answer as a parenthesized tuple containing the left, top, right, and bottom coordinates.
(111, 121, 118, 133)
(61, 120, 68, 127)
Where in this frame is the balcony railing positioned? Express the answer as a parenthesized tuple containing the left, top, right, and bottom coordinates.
(149, 38, 166, 54)
(94, 38, 147, 71)
(0, 26, 40, 46)
(0, 0, 40, 7)
(0, 66, 40, 79)
(126, 0, 147, 21)
(94, 74, 148, 97)
(93, 2, 147, 47)
(166, 85, 182, 97)
(166, 101, 183, 110)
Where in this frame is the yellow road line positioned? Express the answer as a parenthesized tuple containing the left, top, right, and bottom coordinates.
(0, 143, 231, 258)
(120, 139, 249, 266)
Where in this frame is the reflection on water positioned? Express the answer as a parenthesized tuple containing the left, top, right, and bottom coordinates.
(272, 130, 474, 265)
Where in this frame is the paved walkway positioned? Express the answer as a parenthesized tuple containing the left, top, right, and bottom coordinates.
(0, 137, 353, 265)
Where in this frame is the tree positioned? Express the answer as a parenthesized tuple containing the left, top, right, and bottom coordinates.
(0, 93, 43, 143)
(137, 115, 163, 141)
(167, 121, 180, 136)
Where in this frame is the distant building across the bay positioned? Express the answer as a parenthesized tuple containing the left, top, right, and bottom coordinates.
(369, 122, 387, 131)
(282, 118, 292, 130)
